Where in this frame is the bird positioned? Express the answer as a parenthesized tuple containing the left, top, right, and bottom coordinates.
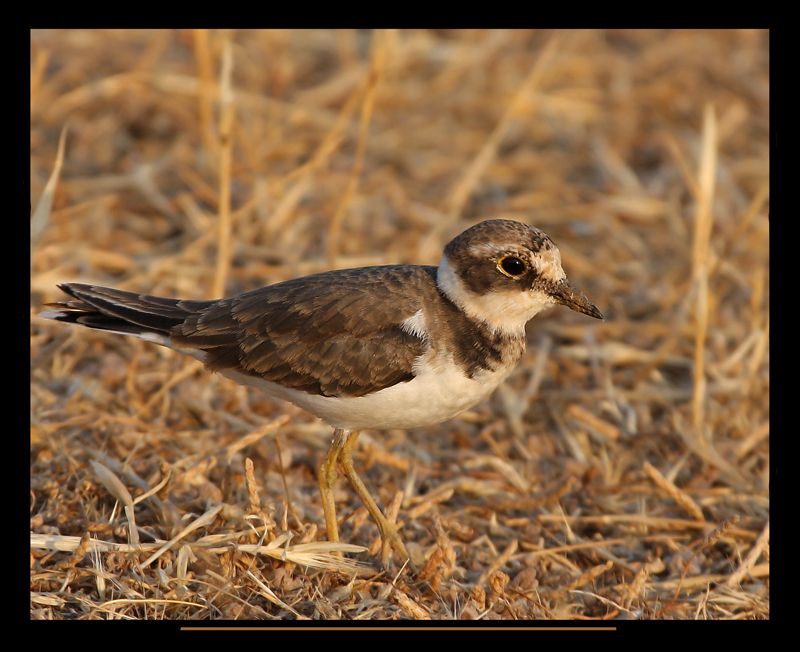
(40, 219, 603, 566)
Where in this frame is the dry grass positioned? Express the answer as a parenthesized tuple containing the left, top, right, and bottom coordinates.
(30, 29, 769, 620)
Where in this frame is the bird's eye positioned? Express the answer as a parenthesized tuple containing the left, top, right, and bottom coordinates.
(497, 255, 527, 278)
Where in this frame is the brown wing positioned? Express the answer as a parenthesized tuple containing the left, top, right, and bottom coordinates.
(171, 266, 436, 397)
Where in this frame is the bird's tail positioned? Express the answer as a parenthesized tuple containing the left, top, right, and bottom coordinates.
(40, 283, 214, 342)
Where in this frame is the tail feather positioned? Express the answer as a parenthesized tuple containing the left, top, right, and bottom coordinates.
(41, 283, 214, 339)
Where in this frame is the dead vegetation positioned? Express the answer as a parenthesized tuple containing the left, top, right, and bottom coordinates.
(30, 29, 769, 620)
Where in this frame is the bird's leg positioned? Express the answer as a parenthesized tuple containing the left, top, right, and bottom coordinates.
(318, 428, 349, 543)
(339, 430, 411, 566)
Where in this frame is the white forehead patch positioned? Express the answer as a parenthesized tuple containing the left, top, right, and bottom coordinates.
(535, 247, 566, 283)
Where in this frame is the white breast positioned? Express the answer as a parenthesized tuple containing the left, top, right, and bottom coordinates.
(219, 352, 517, 431)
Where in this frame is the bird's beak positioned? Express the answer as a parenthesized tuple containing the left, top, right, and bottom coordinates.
(549, 280, 604, 320)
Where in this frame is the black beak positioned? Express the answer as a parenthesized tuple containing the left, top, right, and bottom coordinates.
(549, 280, 604, 320)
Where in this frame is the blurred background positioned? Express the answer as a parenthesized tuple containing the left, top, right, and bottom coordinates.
(31, 30, 768, 620)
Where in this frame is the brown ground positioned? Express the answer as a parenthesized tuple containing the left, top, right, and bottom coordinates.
(30, 29, 769, 620)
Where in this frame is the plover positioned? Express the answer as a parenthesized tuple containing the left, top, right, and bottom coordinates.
(40, 219, 602, 564)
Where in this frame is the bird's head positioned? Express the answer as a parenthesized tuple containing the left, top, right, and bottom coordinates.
(437, 219, 603, 335)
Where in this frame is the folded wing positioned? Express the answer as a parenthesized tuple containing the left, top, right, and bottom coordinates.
(46, 266, 434, 398)
(173, 266, 430, 397)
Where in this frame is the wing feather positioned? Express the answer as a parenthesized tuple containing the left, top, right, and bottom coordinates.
(172, 266, 437, 397)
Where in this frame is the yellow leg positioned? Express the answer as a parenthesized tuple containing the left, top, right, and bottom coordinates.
(318, 428, 348, 543)
(339, 431, 411, 566)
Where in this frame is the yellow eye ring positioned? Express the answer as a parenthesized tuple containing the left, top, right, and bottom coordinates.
(497, 255, 527, 279)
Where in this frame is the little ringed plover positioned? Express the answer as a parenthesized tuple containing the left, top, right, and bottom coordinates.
(41, 219, 603, 565)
